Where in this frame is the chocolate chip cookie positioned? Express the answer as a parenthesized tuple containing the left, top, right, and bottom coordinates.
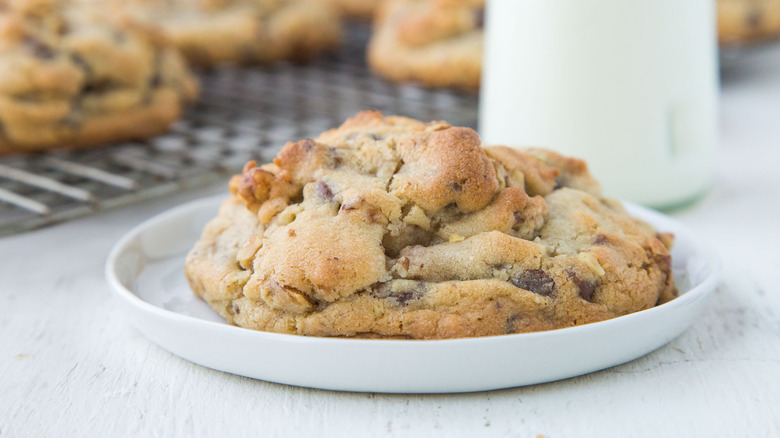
(718, 0, 780, 45)
(367, 0, 484, 89)
(325, 0, 382, 19)
(0, 0, 198, 154)
(185, 111, 678, 339)
(119, 0, 342, 66)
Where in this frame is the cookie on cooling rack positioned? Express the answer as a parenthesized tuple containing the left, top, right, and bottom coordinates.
(367, 0, 484, 89)
(185, 111, 678, 340)
(118, 0, 342, 66)
(325, 0, 383, 19)
(0, 0, 198, 154)
(718, 0, 780, 45)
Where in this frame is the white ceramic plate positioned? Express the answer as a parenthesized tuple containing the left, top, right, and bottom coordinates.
(106, 194, 718, 393)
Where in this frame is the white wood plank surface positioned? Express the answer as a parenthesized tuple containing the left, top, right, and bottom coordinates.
(2, 51, 780, 438)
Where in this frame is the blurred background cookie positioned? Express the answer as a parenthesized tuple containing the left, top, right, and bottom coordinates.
(325, 0, 383, 19)
(0, 0, 199, 154)
(117, 0, 342, 66)
(718, 0, 780, 45)
(367, 0, 484, 89)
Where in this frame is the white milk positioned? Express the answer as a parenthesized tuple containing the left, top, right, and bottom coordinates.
(479, 0, 718, 208)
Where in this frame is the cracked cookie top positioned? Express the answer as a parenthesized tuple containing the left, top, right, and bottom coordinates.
(187, 111, 677, 339)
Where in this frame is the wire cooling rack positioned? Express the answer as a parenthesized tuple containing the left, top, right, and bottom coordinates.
(0, 24, 478, 236)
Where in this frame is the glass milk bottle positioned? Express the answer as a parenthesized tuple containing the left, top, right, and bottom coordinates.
(479, 0, 718, 209)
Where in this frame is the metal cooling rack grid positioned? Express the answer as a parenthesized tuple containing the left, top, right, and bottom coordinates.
(0, 24, 478, 237)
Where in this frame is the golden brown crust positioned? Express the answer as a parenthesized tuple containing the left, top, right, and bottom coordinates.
(390, 126, 497, 213)
(187, 111, 678, 339)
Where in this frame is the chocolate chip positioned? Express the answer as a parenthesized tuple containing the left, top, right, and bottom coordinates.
(82, 79, 113, 95)
(473, 9, 485, 29)
(505, 314, 519, 334)
(372, 283, 388, 297)
(367, 208, 384, 223)
(492, 263, 513, 276)
(372, 281, 425, 306)
(60, 100, 83, 128)
(290, 191, 304, 204)
(70, 53, 92, 75)
(450, 182, 463, 192)
(149, 71, 162, 89)
(316, 180, 334, 201)
(24, 37, 55, 60)
(14, 93, 38, 103)
(513, 210, 524, 225)
(593, 234, 609, 245)
(394, 292, 416, 305)
(60, 114, 82, 129)
(300, 138, 316, 152)
(510, 269, 556, 297)
(747, 8, 763, 28)
(112, 30, 127, 44)
(573, 276, 598, 302)
(327, 148, 344, 168)
(340, 202, 358, 211)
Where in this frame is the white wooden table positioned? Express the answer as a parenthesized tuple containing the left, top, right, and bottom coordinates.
(2, 50, 780, 437)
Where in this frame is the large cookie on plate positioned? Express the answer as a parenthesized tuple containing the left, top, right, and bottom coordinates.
(185, 111, 678, 339)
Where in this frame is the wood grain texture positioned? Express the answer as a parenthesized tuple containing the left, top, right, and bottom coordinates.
(3, 49, 780, 437)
